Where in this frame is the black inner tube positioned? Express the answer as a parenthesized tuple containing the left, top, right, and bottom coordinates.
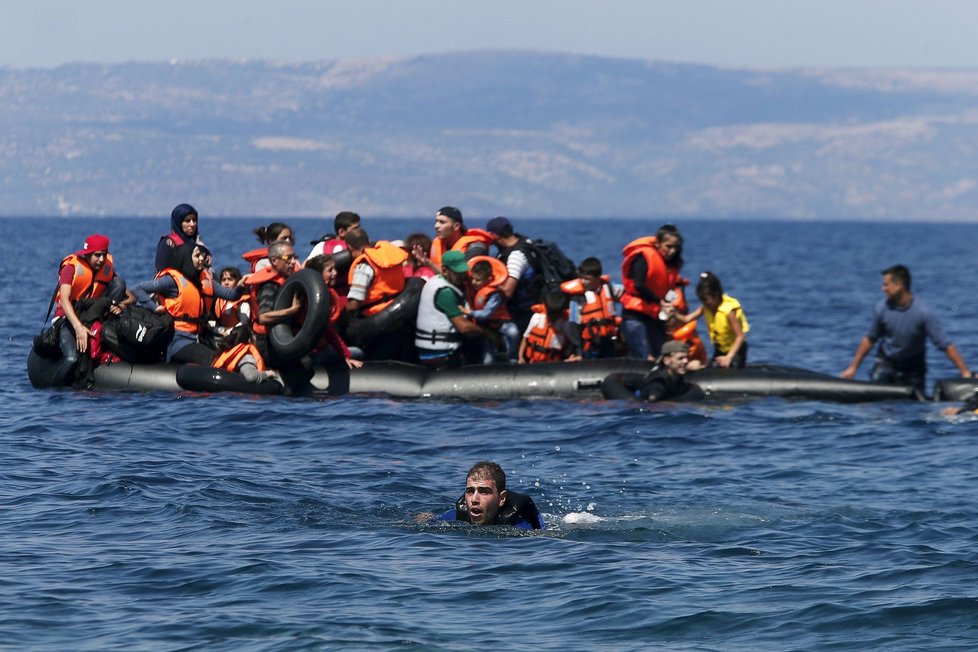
(269, 268, 331, 363)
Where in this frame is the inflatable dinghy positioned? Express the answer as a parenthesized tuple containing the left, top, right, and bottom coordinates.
(29, 350, 920, 402)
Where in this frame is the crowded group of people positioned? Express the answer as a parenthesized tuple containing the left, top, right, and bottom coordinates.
(47, 202, 973, 403)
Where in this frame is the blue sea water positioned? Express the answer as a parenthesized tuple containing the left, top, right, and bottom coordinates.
(3, 217, 978, 651)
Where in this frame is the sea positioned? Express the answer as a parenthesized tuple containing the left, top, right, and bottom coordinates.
(3, 217, 978, 651)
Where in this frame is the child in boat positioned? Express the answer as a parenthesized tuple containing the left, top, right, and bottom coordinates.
(678, 271, 749, 368)
(304, 254, 363, 369)
(461, 258, 520, 362)
(560, 257, 624, 359)
(518, 290, 583, 364)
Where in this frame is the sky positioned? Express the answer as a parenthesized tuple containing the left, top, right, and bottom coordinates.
(2, 0, 978, 70)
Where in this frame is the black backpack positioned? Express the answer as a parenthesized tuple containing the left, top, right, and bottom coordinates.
(523, 239, 577, 299)
(101, 306, 175, 363)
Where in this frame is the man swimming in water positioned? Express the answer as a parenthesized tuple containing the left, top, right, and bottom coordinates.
(416, 461, 545, 529)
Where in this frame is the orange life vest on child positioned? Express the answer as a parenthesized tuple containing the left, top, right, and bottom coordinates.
(242, 267, 287, 336)
(620, 237, 682, 319)
(523, 304, 570, 364)
(155, 268, 214, 334)
(430, 228, 496, 269)
(214, 295, 250, 330)
(467, 255, 512, 328)
(212, 342, 266, 373)
(59, 253, 116, 303)
(348, 241, 409, 317)
(560, 275, 620, 349)
(671, 319, 708, 366)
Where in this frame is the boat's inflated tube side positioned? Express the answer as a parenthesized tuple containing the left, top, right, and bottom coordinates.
(176, 364, 284, 395)
(93, 362, 183, 392)
(269, 268, 330, 363)
(311, 360, 428, 397)
(933, 377, 978, 402)
(689, 365, 920, 402)
(346, 276, 424, 347)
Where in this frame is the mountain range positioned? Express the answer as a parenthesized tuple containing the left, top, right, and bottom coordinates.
(2, 51, 978, 220)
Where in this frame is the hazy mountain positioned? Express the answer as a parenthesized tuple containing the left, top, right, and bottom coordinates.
(2, 51, 977, 219)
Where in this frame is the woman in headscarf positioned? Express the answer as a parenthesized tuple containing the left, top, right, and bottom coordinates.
(134, 244, 241, 365)
(155, 203, 205, 273)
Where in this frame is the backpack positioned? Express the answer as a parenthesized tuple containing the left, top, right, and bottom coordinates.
(523, 239, 577, 299)
(101, 306, 175, 363)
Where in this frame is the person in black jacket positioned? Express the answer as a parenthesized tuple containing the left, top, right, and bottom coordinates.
(602, 340, 704, 402)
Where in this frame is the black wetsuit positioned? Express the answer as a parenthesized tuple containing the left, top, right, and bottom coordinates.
(601, 366, 704, 402)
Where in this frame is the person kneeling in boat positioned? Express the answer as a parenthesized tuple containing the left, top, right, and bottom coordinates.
(601, 340, 704, 402)
(415, 461, 545, 530)
(518, 290, 583, 364)
(304, 254, 363, 369)
(675, 271, 749, 368)
(133, 244, 243, 365)
(415, 251, 499, 369)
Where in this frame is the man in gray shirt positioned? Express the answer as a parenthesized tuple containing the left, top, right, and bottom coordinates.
(841, 264, 971, 392)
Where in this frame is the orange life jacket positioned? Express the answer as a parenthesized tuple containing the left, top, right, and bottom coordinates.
(523, 304, 569, 364)
(467, 255, 512, 328)
(214, 294, 250, 330)
(670, 319, 708, 366)
(59, 253, 116, 303)
(348, 241, 409, 317)
(156, 268, 214, 334)
(242, 266, 287, 336)
(560, 275, 620, 347)
(430, 228, 496, 268)
(620, 237, 682, 319)
(327, 286, 343, 325)
(212, 342, 266, 373)
(241, 247, 268, 274)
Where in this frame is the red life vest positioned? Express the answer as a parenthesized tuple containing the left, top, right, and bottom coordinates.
(212, 342, 266, 372)
(430, 228, 496, 268)
(242, 267, 287, 336)
(156, 268, 214, 334)
(523, 304, 569, 364)
(467, 255, 512, 328)
(560, 275, 620, 349)
(620, 236, 682, 319)
(348, 241, 409, 317)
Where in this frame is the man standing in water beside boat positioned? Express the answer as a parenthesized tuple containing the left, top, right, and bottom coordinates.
(841, 264, 972, 393)
(415, 461, 545, 529)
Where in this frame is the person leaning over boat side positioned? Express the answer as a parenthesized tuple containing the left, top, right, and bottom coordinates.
(677, 271, 750, 368)
(601, 339, 704, 402)
(414, 461, 545, 530)
(155, 203, 205, 273)
(414, 251, 499, 369)
(620, 224, 686, 360)
(423, 206, 495, 270)
(840, 264, 971, 393)
(133, 244, 242, 365)
(50, 234, 134, 386)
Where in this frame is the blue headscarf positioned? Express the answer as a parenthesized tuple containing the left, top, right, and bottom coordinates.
(170, 203, 198, 240)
